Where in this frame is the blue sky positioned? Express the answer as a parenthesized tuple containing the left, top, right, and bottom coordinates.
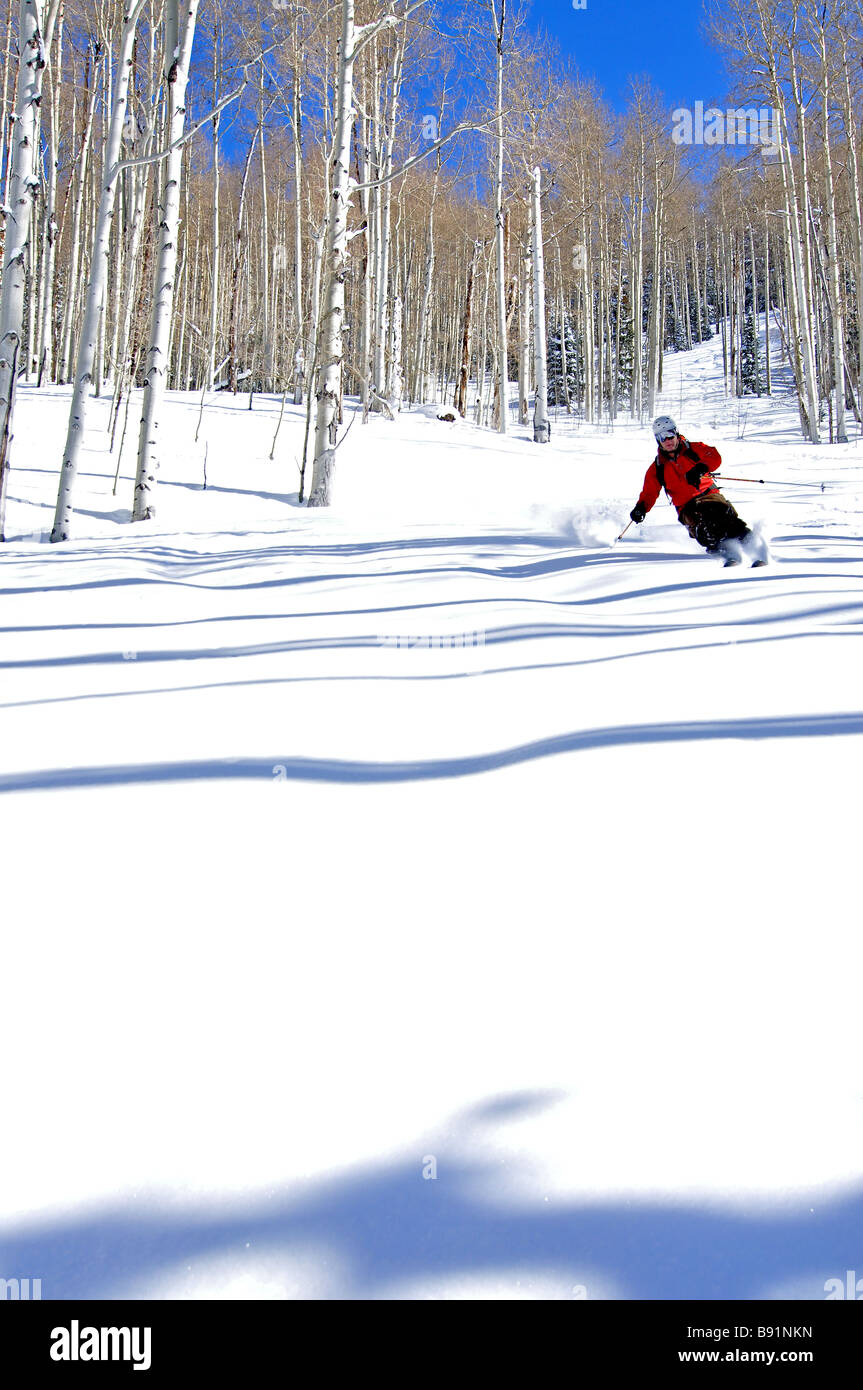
(525, 0, 730, 113)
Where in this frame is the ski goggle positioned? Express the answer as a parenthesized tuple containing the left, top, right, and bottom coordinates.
(658, 430, 677, 441)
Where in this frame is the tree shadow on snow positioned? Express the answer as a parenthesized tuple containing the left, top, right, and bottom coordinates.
(1, 711, 862, 795)
(0, 1089, 858, 1300)
(2, 609, 863, 679)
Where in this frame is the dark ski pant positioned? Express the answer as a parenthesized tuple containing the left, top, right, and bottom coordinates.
(677, 491, 750, 555)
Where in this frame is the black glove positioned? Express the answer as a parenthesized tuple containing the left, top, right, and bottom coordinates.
(685, 462, 709, 487)
(630, 501, 646, 524)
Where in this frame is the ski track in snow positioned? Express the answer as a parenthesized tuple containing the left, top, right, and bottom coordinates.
(3, 333, 863, 1300)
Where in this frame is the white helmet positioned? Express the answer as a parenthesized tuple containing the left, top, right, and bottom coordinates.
(653, 415, 678, 441)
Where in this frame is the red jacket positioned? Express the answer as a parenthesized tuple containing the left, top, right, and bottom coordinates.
(637, 437, 722, 514)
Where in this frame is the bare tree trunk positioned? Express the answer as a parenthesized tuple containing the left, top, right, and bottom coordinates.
(413, 118, 442, 403)
(308, 0, 359, 505)
(0, 0, 61, 535)
(390, 291, 403, 410)
(371, 27, 405, 407)
(58, 41, 101, 383)
(765, 16, 821, 440)
(111, 131, 154, 429)
(454, 241, 477, 417)
(491, 0, 507, 433)
(0, 0, 15, 201)
(764, 201, 771, 393)
(815, 21, 847, 439)
(646, 176, 664, 418)
(51, 0, 145, 541)
(531, 166, 549, 443)
(132, 0, 201, 521)
(292, 63, 304, 400)
(518, 240, 530, 424)
(206, 24, 221, 392)
(308, 219, 325, 391)
(631, 121, 646, 417)
(836, 19, 863, 416)
(227, 133, 255, 394)
(309, 1, 420, 501)
(258, 65, 272, 391)
(37, 7, 63, 384)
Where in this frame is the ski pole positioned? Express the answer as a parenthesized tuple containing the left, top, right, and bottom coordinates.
(715, 473, 825, 490)
(616, 520, 633, 541)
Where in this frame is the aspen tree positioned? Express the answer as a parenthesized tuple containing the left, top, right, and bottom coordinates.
(0, 0, 62, 537)
(530, 165, 549, 443)
(309, 0, 433, 505)
(51, 0, 146, 542)
(206, 13, 221, 392)
(35, 0, 63, 383)
(490, 0, 507, 433)
(58, 37, 102, 383)
(808, 1, 847, 438)
(132, 0, 201, 520)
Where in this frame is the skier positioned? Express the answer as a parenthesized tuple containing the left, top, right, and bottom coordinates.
(629, 416, 765, 566)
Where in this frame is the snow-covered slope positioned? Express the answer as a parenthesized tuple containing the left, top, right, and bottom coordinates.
(2, 333, 862, 1299)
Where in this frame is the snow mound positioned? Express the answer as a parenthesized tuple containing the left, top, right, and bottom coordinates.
(414, 402, 469, 428)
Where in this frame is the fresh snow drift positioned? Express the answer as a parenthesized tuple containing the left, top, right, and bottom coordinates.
(2, 333, 863, 1300)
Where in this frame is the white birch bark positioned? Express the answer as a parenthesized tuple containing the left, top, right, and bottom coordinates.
(788, 51, 821, 439)
(308, 0, 357, 505)
(518, 240, 530, 423)
(227, 132, 255, 393)
(632, 118, 646, 417)
(0, 0, 61, 534)
(36, 4, 62, 382)
(58, 45, 101, 382)
(51, 0, 145, 541)
(413, 147, 440, 403)
(0, 0, 14, 200)
(371, 31, 405, 405)
(763, 203, 771, 392)
(111, 122, 154, 425)
(292, 64, 304, 399)
(646, 173, 664, 418)
(308, 1, 420, 501)
(835, 19, 863, 418)
(206, 25, 220, 392)
(478, 247, 493, 425)
(454, 240, 477, 417)
(132, 0, 201, 521)
(390, 291, 403, 410)
(582, 220, 595, 421)
(309, 219, 325, 389)
(531, 166, 549, 443)
(357, 103, 373, 409)
(491, 0, 507, 433)
(815, 23, 847, 439)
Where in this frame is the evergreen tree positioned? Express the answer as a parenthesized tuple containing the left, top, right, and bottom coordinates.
(547, 315, 580, 410)
(740, 309, 763, 395)
(613, 291, 635, 407)
(669, 299, 688, 352)
(690, 295, 713, 342)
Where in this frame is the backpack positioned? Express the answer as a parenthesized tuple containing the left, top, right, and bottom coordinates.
(655, 439, 698, 495)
